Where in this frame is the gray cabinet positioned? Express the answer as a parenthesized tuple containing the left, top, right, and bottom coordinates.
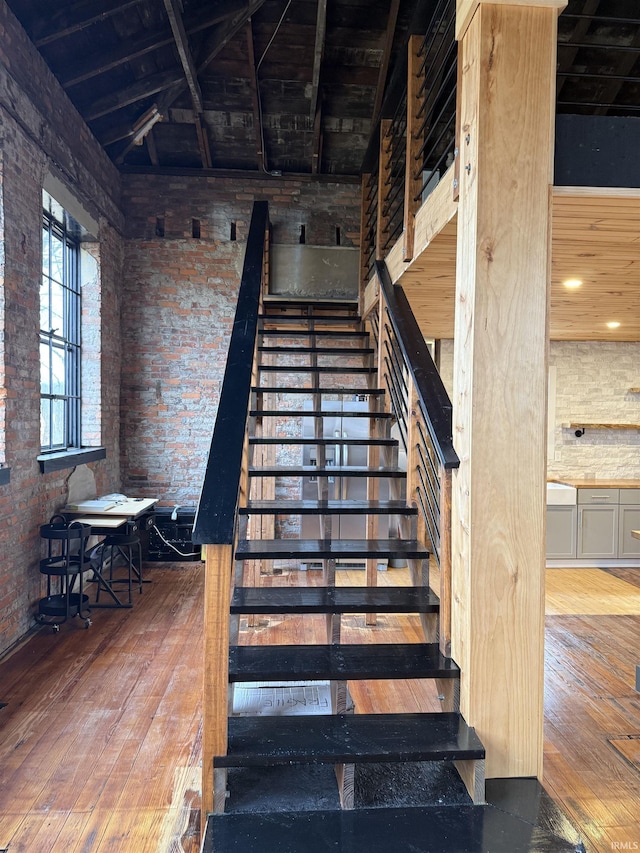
(577, 489, 619, 559)
(619, 489, 640, 558)
(547, 486, 640, 562)
(546, 506, 577, 558)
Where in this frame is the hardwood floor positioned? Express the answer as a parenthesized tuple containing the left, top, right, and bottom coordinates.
(0, 564, 203, 853)
(0, 562, 639, 852)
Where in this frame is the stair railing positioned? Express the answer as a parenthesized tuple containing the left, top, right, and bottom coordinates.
(372, 260, 459, 657)
(193, 199, 269, 822)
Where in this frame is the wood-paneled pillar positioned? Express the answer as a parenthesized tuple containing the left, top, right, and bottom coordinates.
(451, 0, 564, 779)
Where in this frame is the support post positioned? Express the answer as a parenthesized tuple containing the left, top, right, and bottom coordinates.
(202, 543, 234, 827)
(451, 0, 562, 779)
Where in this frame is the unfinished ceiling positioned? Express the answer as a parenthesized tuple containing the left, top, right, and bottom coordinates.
(4, 0, 640, 178)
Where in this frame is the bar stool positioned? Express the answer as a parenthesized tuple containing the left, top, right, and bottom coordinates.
(93, 532, 143, 608)
(38, 517, 92, 632)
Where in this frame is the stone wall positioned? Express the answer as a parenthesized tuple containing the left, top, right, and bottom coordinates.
(438, 338, 640, 480)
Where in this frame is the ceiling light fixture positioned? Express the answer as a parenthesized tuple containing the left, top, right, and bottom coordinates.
(606, 321, 621, 329)
(562, 278, 582, 289)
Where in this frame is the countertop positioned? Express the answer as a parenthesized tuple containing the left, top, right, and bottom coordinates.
(549, 479, 640, 489)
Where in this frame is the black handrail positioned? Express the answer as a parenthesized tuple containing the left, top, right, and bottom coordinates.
(375, 260, 458, 470)
(193, 201, 269, 544)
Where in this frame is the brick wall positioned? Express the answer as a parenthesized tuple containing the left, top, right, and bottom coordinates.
(120, 174, 361, 507)
(0, 0, 124, 656)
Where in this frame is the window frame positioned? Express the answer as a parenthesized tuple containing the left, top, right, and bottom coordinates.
(40, 201, 82, 453)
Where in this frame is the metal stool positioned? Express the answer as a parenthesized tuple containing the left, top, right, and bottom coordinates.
(38, 517, 92, 632)
(93, 532, 143, 608)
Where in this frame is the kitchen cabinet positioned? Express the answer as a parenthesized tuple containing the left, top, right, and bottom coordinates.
(619, 489, 640, 558)
(546, 485, 640, 562)
(577, 489, 619, 559)
(547, 506, 577, 558)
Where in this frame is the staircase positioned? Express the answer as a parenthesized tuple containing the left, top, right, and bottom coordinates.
(195, 204, 583, 852)
(202, 297, 487, 848)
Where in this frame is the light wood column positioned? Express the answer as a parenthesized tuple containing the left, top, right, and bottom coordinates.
(202, 543, 233, 825)
(451, 0, 562, 779)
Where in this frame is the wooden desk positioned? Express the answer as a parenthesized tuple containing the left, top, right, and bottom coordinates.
(64, 498, 158, 532)
(71, 516, 127, 536)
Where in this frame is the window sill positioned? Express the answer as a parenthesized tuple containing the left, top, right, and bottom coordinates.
(38, 447, 106, 474)
(0, 467, 10, 486)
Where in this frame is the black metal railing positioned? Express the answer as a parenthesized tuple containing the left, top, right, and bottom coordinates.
(381, 92, 408, 252)
(375, 260, 458, 564)
(414, 0, 457, 202)
(193, 201, 269, 545)
(363, 171, 379, 283)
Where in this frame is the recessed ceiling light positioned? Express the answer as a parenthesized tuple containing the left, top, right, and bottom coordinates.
(563, 278, 582, 289)
(606, 321, 621, 329)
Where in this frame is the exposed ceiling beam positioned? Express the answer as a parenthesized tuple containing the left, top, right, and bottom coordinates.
(372, 0, 400, 126)
(556, 0, 601, 100)
(309, 0, 327, 121)
(146, 128, 160, 167)
(33, 0, 144, 48)
(61, 7, 239, 89)
(245, 20, 266, 172)
(84, 69, 184, 121)
(163, 0, 204, 113)
(311, 105, 323, 175)
(162, 0, 211, 167)
(197, 0, 267, 76)
(593, 24, 640, 115)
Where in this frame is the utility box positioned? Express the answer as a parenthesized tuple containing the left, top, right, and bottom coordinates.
(147, 506, 201, 561)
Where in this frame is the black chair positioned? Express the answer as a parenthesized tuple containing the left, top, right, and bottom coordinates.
(38, 517, 92, 632)
(92, 532, 143, 608)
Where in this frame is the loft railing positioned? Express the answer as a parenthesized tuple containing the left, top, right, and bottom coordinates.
(370, 260, 459, 656)
(194, 200, 269, 825)
(360, 0, 458, 280)
(193, 200, 269, 546)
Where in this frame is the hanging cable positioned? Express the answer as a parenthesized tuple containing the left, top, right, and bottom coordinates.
(255, 0, 294, 173)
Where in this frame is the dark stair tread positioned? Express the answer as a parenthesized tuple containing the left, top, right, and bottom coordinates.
(258, 346, 375, 355)
(257, 365, 376, 374)
(229, 643, 457, 682)
(249, 437, 397, 446)
(252, 387, 384, 395)
(262, 298, 358, 308)
(230, 586, 439, 614)
(260, 330, 369, 338)
(216, 712, 483, 768)
(239, 499, 415, 514)
(249, 465, 403, 477)
(235, 538, 428, 560)
(250, 409, 394, 418)
(204, 793, 582, 853)
(259, 314, 361, 324)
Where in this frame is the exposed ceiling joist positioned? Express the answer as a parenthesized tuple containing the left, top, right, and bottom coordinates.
(85, 69, 184, 121)
(61, 6, 239, 89)
(246, 20, 266, 172)
(162, 0, 211, 167)
(163, 0, 204, 113)
(196, 0, 267, 76)
(33, 0, 144, 48)
(309, 0, 327, 121)
(146, 127, 160, 166)
(556, 0, 601, 100)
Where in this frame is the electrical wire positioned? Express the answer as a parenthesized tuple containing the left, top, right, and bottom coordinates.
(151, 524, 201, 558)
(255, 0, 294, 173)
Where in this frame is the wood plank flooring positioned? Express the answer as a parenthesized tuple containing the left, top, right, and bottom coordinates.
(0, 562, 639, 851)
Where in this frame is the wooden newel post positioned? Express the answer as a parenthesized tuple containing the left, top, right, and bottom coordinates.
(202, 542, 234, 828)
(451, 0, 564, 780)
